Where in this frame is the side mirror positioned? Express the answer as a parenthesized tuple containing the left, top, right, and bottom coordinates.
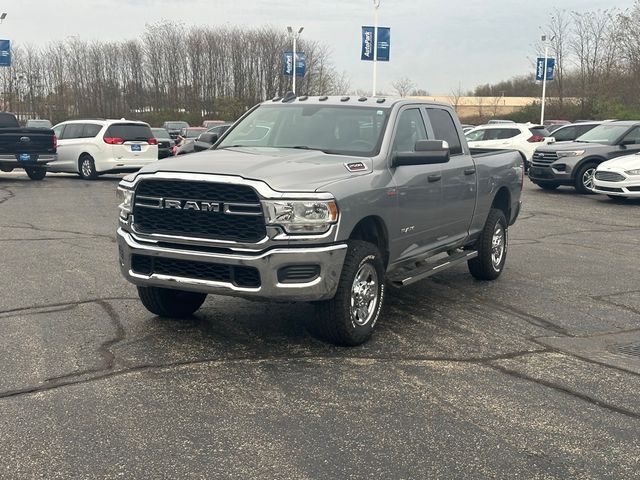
(620, 139, 636, 147)
(392, 140, 450, 167)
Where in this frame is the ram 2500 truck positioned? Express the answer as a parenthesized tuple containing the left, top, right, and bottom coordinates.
(0, 112, 57, 180)
(117, 96, 523, 345)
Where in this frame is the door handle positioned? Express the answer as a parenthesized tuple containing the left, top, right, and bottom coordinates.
(464, 168, 476, 175)
(428, 174, 442, 182)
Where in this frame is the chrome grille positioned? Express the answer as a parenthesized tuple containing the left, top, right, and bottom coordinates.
(595, 171, 625, 182)
(532, 151, 558, 165)
(132, 179, 267, 242)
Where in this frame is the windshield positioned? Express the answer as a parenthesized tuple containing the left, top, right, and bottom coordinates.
(151, 128, 171, 140)
(165, 122, 189, 130)
(575, 124, 630, 144)
(218, 104, 390, 156)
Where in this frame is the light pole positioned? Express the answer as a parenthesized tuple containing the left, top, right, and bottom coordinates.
(287, 26, 304, 95)
(540, 34, 554, 125)
(372, 0, 380, 96)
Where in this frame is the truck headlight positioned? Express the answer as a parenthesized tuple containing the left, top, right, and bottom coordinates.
(263, 200, 338, 234)
(117, 186, 134, 220)
(625, 169, 640, 176)
(556, 150, 585, 158)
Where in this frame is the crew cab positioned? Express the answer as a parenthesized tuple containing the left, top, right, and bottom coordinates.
(116, 96, 523, 345)
(0, 112, 57, 180)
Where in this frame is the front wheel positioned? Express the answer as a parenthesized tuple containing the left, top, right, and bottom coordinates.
(574, 162, 597, 194)
(315, 240, 385, 346)
(137, 286, 207, 318)
(25, 167, 46, 180)
(468, 208, 508, 281)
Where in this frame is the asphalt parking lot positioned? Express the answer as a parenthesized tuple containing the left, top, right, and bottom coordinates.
(0, 172, 639, 479)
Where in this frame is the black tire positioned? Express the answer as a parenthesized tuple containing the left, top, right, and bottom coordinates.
(78, 154, 98, 180)
(315, 240, 385, 346)
(574, 162, 597, 194)
(534, 181, 559, 191)
(25, 167, 46, 181)
(137, 286, 207, 318)
(468, 208, 508, 281)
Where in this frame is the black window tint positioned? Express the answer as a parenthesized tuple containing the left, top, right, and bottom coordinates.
(496, 128, 520, 139)
(392, 109, 428, 153)
(552, 126, 576, 141)
(151, 129, 171, 140)
(105, 123, 153, 141)
(82, 124, 102, 138)
(426, 108, 462, 155)
(576, 125, 596, 137)
(63, 124, 84, 139)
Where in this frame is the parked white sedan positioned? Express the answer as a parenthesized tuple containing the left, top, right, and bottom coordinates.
(465, 123, 552, 169)
(592, 153, 640, 199)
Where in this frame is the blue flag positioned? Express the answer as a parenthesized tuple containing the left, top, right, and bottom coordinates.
(283, 52, 306, 77)
(361, 27, 391, 62)
(536, 57, 555, 81)
(0, 40, 10, 67)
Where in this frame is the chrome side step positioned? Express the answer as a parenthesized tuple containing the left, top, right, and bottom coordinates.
(389, 250, 478, 287)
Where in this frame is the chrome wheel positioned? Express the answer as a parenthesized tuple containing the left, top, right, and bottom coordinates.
(350, 263, 379, 326)
(491, 224, 505, 270)
(582, 167, 596, 190)
(81, 158, 93, 177)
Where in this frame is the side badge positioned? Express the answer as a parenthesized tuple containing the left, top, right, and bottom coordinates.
(345, 162, 368, 173)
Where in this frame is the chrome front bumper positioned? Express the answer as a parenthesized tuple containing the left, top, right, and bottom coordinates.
(117, 228, 348, 301)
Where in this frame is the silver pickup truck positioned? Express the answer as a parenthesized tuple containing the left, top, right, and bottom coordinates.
(116, 96, 523, 345)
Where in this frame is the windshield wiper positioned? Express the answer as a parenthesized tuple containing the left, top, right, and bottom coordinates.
(283, 145, 337, 154)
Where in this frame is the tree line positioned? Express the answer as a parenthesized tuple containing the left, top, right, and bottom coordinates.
(473, 2, 640, 121)
(0, 23, 349, 125)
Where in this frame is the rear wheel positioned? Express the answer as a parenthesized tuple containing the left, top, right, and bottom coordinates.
(78, 154, 98, 180)
(137, 286, 207, 318)
(25, 167, 46, 181)
(468, 208, 508, 281)
(534, 181, 559, 191)
(574, 162, 597, 194)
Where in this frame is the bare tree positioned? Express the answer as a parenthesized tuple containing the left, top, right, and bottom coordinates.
(392, 76, 415, 97)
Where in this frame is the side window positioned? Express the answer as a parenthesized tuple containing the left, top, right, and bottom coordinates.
(622, 127, 640, 144)
(426, 108, 463, 155)
(82, 124, 102, 138)
(553, 126, 576, 141)
(392, 108, 428, 153)
(53, 125, 65, 140)
(465, 129, 486, 142)
(497, 128, 520, 140)
(63, 124, 84, 139)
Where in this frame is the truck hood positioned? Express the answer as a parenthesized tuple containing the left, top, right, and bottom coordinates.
(598, 153, 640, 171)
(136, 147, 372, 192)
(535, 141, 607, 153)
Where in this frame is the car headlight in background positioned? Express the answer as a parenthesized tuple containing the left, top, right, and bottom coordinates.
(263, 199, 338, 234)
(556, 150, 586, 158)
(625, 169, 640, 176)
(117, 186, 134, 220)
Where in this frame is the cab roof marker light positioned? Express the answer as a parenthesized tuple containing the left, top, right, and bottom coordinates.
(318, 96, 328, 101)
(272, 96, 282, 102)
(298, 96, 308, 101)
(358, 97, 367, 102)
(340, 96, 350, 102)
(376, 98, 386, 104)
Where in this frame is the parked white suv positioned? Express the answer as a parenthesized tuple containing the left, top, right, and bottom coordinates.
(50, 119, 158, 179)
(465, 123, 551, 170)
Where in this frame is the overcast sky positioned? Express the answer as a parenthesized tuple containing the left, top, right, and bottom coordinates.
(0, 0, 635, 94)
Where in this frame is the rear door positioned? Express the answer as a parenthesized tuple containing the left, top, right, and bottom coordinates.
(104, 123, 157, 162)
(425, 107, 476, 244)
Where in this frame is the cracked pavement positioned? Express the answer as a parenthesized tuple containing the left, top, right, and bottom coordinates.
(0, 173, 639, 479)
